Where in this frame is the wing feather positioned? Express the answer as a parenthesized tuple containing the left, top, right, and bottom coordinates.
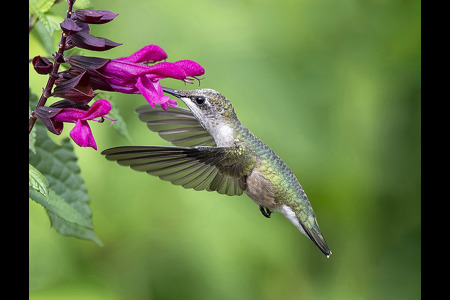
(102, 146, 253, 196)
(135, 105, 216, 147)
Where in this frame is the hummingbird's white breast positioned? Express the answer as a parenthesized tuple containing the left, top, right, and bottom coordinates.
(209, 123, 235, 147)
(279, 205, 308, 237)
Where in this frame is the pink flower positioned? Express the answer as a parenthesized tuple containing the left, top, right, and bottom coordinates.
(65, 45, 205, 109)
(38, 99, 112, 150)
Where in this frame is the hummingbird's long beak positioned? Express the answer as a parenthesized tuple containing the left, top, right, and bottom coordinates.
(162, 87, 182, 98)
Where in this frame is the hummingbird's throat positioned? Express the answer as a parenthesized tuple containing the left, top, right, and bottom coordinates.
(209, 123, 235, 147)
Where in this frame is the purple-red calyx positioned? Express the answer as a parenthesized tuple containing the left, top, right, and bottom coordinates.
(64, 44, 205, 109)
(72, 9, 119, 24)
(32, 56, 53, 74)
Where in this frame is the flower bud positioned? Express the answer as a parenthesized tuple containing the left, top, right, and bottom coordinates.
(67, 30, 122, 51)
(32, 56, 53, 75)
(60, 18, 82, 36)
(72, 9, 118, 24)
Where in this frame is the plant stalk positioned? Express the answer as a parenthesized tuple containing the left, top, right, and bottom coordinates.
(29, 1, 75, 134)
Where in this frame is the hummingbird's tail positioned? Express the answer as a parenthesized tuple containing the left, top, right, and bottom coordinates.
(279, 205, 332, 258)
(302, 222, 332, 258)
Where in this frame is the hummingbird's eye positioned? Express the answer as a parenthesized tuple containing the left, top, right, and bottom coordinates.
(193, 96, 206, 105)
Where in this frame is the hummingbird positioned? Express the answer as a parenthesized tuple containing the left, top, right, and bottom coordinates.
(102, 87, 331, 257)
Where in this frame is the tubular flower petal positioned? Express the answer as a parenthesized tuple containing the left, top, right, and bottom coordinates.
(115, 44, 167, 64)
(135, 75, 175, 109)
(63, 45, 205, 109)
(51, 99, 112, 150)
(173, 60, 205, 77)
(69, 119, 97, 149)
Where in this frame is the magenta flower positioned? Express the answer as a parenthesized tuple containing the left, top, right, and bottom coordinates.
(65, 45, 205, 110)
(53, 99, 111, 150)
(35, 99, 112, 150)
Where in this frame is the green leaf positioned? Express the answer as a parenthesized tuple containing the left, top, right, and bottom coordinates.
(97, 92, 132, 142)
(29, 0, 63, 36)
(30, 20, 56, 55)
(29, 164, 49, 198)
(29, 89, 39, 153)
(29, 0, 56, 15)
(29, 122, 102, 246)
(29, 188, 94, 231)
(29, 125, 37, 154)
(74, 0, 94, 9)
(37, 12, 64, 36)
(29, 109, 37, 154)
(29, 87, 38, 107)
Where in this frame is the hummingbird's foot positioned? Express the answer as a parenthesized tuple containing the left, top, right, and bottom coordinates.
(259, 205, 272, 218)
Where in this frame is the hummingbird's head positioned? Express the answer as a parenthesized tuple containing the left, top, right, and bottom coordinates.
(162, 88, 235, 117)
(162, 87, 238, 146)
(162, 87, 237, 121)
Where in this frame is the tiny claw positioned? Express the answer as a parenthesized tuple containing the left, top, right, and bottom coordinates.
(259, 205, 272, 218)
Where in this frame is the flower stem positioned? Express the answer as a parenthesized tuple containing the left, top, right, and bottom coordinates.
(29, 1, 75, 134)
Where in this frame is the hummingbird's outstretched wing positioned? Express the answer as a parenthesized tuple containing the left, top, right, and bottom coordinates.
(102, 146, 253, 196)
(135, 105, 216, 147)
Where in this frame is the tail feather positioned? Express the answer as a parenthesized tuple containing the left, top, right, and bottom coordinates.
(279, 205, 331, 257)
(302, 224, 332, 258)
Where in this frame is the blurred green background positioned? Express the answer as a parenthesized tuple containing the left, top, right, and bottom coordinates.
(29, 0, 421, 299)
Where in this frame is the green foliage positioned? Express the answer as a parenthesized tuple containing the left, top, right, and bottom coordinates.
(29, 119, 102, 246)
(29, 0, 63, 36)
(29, 86, 101, 245)
(29, 0, 57, 16)
(29, 164, 49, 198)
(96, 92, 132, 142)
(29, 124, 102, 245)
(29, 188, 97, 239)
(29, 92, 38, 154)
(73, 0, 94, 9)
